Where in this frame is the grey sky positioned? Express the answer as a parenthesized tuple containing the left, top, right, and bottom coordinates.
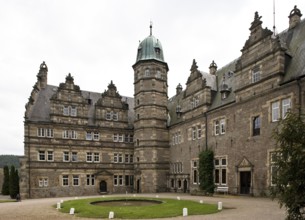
(0, 0, 304, 155)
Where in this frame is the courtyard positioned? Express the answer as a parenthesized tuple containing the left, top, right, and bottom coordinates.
(0, 193, 286, 220)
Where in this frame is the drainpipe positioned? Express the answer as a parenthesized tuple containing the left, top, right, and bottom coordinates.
(297, 77, 302, 116)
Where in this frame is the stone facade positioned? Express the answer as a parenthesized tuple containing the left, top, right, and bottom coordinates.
(20, 6, 305, 198)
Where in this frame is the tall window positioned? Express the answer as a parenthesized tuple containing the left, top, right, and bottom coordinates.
(39, 178, 48, 187)
(215, 118, 226, 135)
(86, 175, 95, 186)
(38, 151, 46, 161)
(192, 127, 197, 140)
(215, 157, 227, 185)
(220, 119, 226, 134)
(192, 160, 199, 184)
(63, 151, 70, 162)
(252, 66, 261, 83)
(94, 153, 100, 162)
(47, 151, 53, 161)
(71, 152, 78, 162)
(282, 98, 291, 118)
(270, 152, 279, 186)
(87, 152, 93, 162)
(271, 98, 291, 122)
(253, 116, 261, 136)
(73, 175, 79, 186)
(63, 130, 77, 139)
(62, 175, 69, 186)
(272, 101, 280, 122)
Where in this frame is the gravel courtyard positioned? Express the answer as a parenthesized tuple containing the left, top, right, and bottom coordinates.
(0, 193, 286, 220)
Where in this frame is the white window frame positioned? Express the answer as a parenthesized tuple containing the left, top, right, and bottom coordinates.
(215, 156, 227, 186)
(220, 119, 226, 134)
(114, 153, 118, 163)
(272, 101, 280, 122)
(70, 106, 77, 116)
(62, 175, 69, 186)
(38, 151, 46, 161)
(214, 120, 220, 135)
(106, 112, 112, 120)
(282, 98, 291, 118)
(71, 152, 78, 162)
(38, 128, 45, 137)
(86, 175, 95, 186)
(252, 67, 261, 83)
(63, 106, 69, 116)
(47, 151, 53, 161)
(112, 112, 118, 121)
(63, 151, 70, 162)
(94, 152, 100, 162)
(197, 126, 202, 139)
(86, 152, 93, 162)
(73, 175, 79, 186)
(93, 132, 100, 141)
(192, 127, 197, 140)
(113, 134, 118, 142)
(118, 134, 124, 142)
(86, 132, 92, 140)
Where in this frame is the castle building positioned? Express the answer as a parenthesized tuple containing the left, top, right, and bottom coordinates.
(20, 6, 305, 198)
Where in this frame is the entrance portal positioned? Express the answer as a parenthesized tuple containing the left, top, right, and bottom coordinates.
(100, 181, 107, 193)
(240, 171, 251, 194)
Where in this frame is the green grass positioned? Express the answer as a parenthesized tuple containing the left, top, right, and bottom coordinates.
(0, 200, 16, 203)
(58, 197, 219, 219)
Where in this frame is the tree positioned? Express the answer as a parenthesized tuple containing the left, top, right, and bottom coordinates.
(9, 165, 19, 199)
(199, 149, 215, 195)
(271, 112, 305, 220)
(1, 166, 9, 195)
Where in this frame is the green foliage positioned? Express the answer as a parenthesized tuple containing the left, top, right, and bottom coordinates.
(1, 166, 10, 195)
(271, 112, 305, 220)
(199, 149, 215, 194)
(9, 166, 19, 199)
(0, 155, 20, 168)
(60, 197, 219, 218)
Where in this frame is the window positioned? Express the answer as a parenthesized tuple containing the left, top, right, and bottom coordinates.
(94, 153, 100, 162)
(87, 152, 93, 162)
(114, 153, 118, 163)
(71, 152, 78, 162)
(272, 101, 280, 122)
(125, 175, 134, 186)
(214, 120, 220, 135)
(270, 152, 279, 186)
(156, 70, 161, 78)
(118, 134, 124, 142)
(118, 154, 123, 163)
(70, 107, 77, 116)
(197, 126, 202, 139)
(191, 160, 199, 184)
(39, 178, 48, 187)
(38, 151, 45, 161)
(62, 175, 69, 186)
(113, 134, 118, 142)
(271, 98, 292, 122)
(192, 127, 197, 140)
(252, 66, 261, 83)
(124, 134, 133, 143)
(63, 130, 77, 139)
(93, 132, 100, 141)
(112, 112, 118, 121)
(114, 175, 118, 186)
(215, 157, 227, 185)
(191, 97, 199, 109)
(253, 116, 260, 136)
(119, 175, 123, 185)
(86, 132, 92, 140)
(38, 128, 45, 137)
(214, 119, 225, 135)
(86, 175, 95, 186)
(38, 128, 53, 138)
(73, 175, 79, 186)
(71, 130, 77, 139)
(63, 151, 70, 162)
(63, 106, 77, 116)
(282, 98, 291, 118)
(47, 151, 53, 161)
(220, 119, 226, 134)
(145, 69, 150, 77)
(106, 112, 112, 120)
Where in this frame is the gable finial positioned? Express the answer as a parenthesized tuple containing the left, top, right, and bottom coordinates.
(150, 21, 153, 36)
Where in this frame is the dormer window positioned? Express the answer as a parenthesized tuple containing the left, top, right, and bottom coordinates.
(145, 69, 150, 77)
(252, 66, 261, 83)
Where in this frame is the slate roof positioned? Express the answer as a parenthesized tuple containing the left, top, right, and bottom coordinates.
(28, 85, 134, 126)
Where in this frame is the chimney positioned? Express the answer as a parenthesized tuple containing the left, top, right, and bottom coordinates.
(37, 61, 48, 89)
(209, 60, 217, 75)
(289, 5, 302, 29)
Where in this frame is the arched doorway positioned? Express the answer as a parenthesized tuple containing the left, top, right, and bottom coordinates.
(100, 181, 107, 193)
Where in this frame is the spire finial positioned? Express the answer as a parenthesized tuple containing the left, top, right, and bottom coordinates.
(150, 21, 153, 36)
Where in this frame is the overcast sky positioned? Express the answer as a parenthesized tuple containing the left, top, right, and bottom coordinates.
(1, 0, 304, 155)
